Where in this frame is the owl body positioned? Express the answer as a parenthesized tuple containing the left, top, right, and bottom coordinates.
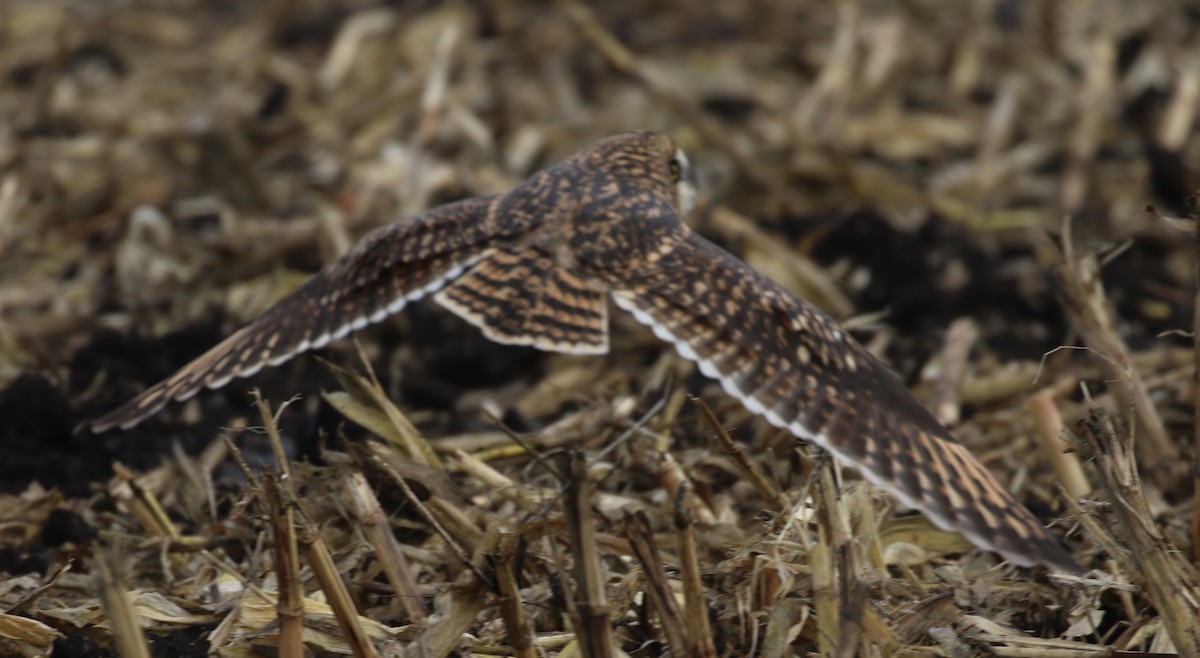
(490, 132, 692, 287)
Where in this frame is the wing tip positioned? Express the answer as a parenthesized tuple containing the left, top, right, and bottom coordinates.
(993, 540, 1083, 574)
(86, 394, 169, 433)
(988, 517, 1084, 574)
(85, 411, 136, 434)
(1029, 543, 1085, 575)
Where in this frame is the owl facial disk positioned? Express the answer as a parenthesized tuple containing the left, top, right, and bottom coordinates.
(671, 147, 697, 216)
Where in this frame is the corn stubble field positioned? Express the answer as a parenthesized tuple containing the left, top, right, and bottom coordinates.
(0, 1, 1198, 656)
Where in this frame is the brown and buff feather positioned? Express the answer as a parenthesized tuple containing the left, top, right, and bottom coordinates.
(90, 132, 1080, 573)
(609, 232, 1079, 573)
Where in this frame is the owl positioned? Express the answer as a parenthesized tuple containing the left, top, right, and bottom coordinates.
(90, 132, 1079, 573)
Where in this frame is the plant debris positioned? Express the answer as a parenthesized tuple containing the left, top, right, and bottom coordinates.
(1, 0, 1197, 656)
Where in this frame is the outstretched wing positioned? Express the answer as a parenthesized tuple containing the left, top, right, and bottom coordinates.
(611, 231, 1079, 573)
(90, 196, 503, 432)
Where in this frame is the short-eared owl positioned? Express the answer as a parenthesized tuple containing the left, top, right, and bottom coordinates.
(91, 132, 1079, 573)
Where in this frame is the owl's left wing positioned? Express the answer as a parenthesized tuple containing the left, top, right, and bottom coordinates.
(610, 231, 1080, 573)
(90, 196, 504, 432)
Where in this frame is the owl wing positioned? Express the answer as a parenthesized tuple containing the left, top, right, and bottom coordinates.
(90, 196, 504, 432)
(434, 247, 610, 355)
(610, 231, 1079, 573)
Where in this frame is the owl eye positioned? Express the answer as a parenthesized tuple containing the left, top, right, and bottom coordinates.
(668, 159, 682, 182)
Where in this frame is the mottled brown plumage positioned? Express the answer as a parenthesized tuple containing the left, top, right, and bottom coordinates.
(91, 132, 1080, 573)
(435, 249, 609, 354)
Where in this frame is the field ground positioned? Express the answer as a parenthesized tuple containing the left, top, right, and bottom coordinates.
(0, 1, 1197, 656)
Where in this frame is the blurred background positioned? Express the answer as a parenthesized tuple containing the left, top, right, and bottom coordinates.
(0, 0, 1197, 653)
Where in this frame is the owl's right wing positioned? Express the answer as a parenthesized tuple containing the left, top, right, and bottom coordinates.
(610, 231, 1080, 573)
(90, 196, 504, 432)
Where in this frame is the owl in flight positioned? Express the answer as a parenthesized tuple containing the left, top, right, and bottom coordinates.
(91, 132, 1079, 573)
